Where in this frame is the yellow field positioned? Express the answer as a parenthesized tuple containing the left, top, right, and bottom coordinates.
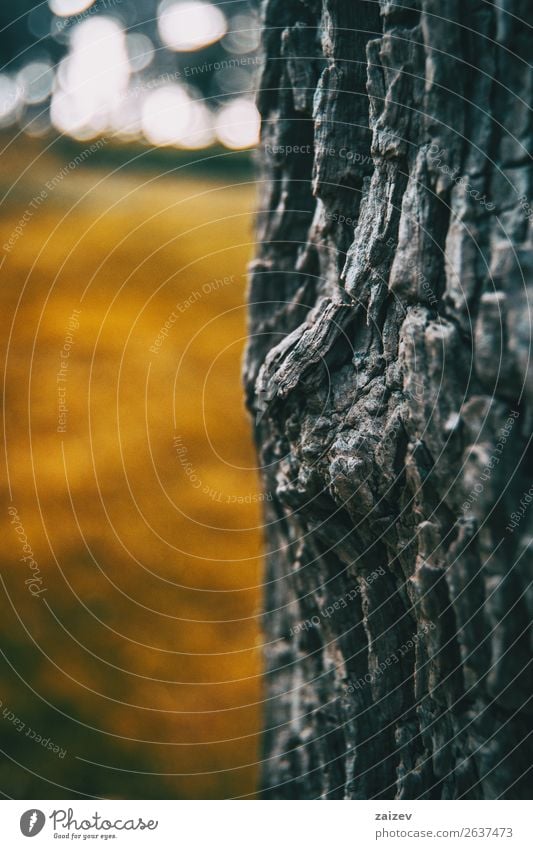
(0, 135, 262, 798)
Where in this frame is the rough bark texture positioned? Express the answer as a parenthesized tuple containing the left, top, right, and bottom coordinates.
(245, 0, 533, 799)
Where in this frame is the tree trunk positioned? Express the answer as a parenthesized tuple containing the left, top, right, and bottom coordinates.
(245, 0, 532, 800)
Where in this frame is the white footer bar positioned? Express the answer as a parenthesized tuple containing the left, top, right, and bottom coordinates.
(1, 800, 530, 848)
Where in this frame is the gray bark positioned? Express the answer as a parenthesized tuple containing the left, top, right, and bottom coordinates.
(245, 0, 533, 799)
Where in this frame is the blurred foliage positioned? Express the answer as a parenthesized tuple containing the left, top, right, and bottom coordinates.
(0, 133, 262, 798)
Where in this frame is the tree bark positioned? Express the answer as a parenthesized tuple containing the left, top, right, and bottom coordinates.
(245, 0, 533, 799)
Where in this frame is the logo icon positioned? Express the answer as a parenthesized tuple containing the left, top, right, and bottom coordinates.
(20, 810, 46, 837)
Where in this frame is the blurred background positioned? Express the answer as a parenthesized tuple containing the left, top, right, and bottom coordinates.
(0, 0, 264, 798)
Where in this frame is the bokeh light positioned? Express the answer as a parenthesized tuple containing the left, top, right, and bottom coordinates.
(126, 32, 155, 72)
(223, 14, 261, 54)
(141, 84, 192, 146)
(158, 0, 227, 52)
(17, 61, 55, 105)
(4, 2, 262, 151)
(0, 74, 23, 126)
(51, 16, 130, 138)
(49, 0, 97, 16)
(215, 98, 260, 149)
